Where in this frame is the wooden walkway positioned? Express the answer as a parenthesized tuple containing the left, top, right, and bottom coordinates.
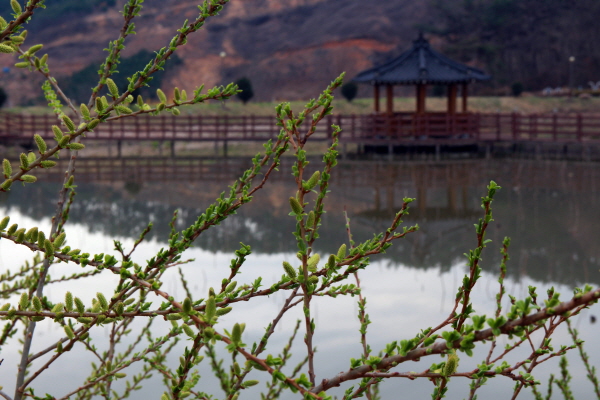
(2, 112, 600, 149)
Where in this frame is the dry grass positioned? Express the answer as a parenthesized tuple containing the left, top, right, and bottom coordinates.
(8, 95, 600, 117)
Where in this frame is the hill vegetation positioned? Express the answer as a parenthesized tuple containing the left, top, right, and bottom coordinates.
(0, 0, 598, 105)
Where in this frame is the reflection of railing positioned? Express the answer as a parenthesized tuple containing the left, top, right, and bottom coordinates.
(3, 112, 600, 145)
(34, 157, 600, 196)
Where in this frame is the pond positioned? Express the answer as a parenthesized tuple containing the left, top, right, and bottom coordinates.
(1, 156, 599, 399)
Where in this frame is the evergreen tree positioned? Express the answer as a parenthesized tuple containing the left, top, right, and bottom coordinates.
(235, 77, 254, 104)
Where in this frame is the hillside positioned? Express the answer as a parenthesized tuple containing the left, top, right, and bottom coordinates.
(0, 0, 598, 106)
(0, 0, 429, 105)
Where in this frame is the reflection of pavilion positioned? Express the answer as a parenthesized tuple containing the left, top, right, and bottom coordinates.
(352, 34, 490, 139)
(14, 157, 600, 284)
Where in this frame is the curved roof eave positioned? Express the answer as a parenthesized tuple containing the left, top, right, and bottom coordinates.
(352, 35, 491, 86)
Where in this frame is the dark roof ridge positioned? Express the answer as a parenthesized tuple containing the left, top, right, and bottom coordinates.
(353, 35, 490, 85)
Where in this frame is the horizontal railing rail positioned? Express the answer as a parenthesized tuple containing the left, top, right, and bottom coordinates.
(2, 112, 600, 144)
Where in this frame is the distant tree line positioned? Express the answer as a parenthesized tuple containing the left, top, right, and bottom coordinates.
(428, 0, 600, 93)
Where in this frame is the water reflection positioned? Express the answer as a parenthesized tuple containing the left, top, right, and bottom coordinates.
(2, 157, 600, 286)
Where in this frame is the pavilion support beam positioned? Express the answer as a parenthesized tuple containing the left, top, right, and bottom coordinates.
(447, 83, 457, 114)
(374, 84, 380, 113)
(386, 84, 394, 115)
(416, 83, 427, 114)
(462, 83, 468, 112)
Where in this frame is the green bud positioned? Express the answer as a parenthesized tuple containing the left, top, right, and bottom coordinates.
(74, 297, 85, 314)
(0, 16, 6, 29)
(52, 125, 63, 140)
(14, 61, 29, 68)
(304, 170, 320, 190)
(44, 239, 54, 257)
(7, 223, 18, 235)
(27, 152, 35, 164)
(183, 297, 192, 314)
(34, 134, 47, 153)
(10, 35, 24, 43)
(26, 44, 42, 56)
(115, 302, 124, 316)
(181, 90, 188, 101)
(174, 87, 181, 101)
(67, 143, 85, 151)
(327, 254, 336, 269)
(307, 254, 320, 272)
(172, 107, 180, 116)
(25, 227, 38, 242)
(115, 105, 133, 114)
(62, 115, 75, 132)
(80, 104, 90, 120)
(337, 244, 347, 261)
(64, 325, 75, 339)
(53, 232, 66, 248)
(96, 315, 106, 324)
(182, 323, 195, 338)
(37, 230, 46, 247)
(216, 307, 232, 316)
(282, 261, 297, 279)
(106, 78, 119, 98)
(65, 292, 73, 312)
(156, 88, 167, 104)
(231, 322, 242, 344)
(166, 313, 182, 320)
(0, 303, 9, 311)
(0, 44, 15, 53)
(19, 153, 29, 169)
(203, 326, 215, 339)
(19, 292, 28, 310)
(58, 135, 71, 148)
(225, 281, 237, 293)
(11, 0, 22, 15)
(39, 54, 48, 66)
(156, 103, 165, 112)
(40, 160, 56, 168)
(51, 303, 64, 313)
(96, 292, 107, 310)
(305, 211, 315, 229)
(77, 317, 93, 324)
(14, 228, 25, 243)
(0, 216, 9, 231)
(21, 175, 36, 183)
(87, 119, 100, 130)
(0, 179, 12, 190)
(137, 95, 144, 108)
(289, 197, 303, 215)
(3, 159, 11, 178)
(443, 353, 459, 377)
(32, 296, 42, 312)
(95, 97, 104, 113)
(205, 296, 216, 322)
(308, 276, 319, 284)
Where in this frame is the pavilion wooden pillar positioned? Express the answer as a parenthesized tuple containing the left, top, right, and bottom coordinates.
(374, 84, 380, 113)
(461, 83, 468, 112)
(416, 83, 426, 114)
(386, 84, 394, 115)
(447, 83, 457, 114)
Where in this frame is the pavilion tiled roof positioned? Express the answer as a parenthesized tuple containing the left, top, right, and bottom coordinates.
(353, 34, 491, 85)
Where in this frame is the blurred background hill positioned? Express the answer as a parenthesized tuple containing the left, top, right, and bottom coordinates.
(0, 0, 598, 106)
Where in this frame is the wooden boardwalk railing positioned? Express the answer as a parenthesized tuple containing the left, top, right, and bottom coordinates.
(2, 112, 600, 145)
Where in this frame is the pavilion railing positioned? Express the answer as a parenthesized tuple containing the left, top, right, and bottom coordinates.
(2, 112, 600, 144)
